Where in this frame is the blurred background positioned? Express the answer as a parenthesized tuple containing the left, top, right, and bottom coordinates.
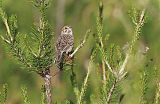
(0, 0, 160, 104)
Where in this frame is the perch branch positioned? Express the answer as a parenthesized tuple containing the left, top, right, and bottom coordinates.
(69, 29, 91, 58)
(52, 30, 91, 78)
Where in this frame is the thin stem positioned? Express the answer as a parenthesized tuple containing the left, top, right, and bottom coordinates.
(77, 55, 93, 104)
(4, 19, 13, 42)
(69, 29, 91, 58)
(130, 9, 145, 52)
(101, 49, 116, 76)
(106, 79, 118, 104)
(119, 53, 129, 76)
(0, 35, 11, 44)
(99, 32, 106, 82)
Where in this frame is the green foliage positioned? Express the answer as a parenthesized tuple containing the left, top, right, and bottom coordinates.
(106, 44, 124, 71)
(69, 29, 91, 103)
(129, 8, 146, 53)
(77, 50, 96, 104)
(0, 0, 53, 73)
(154, 82, 160, 104)
(70, 66, 80, 101)
(21, 86, 31, 104)
(0, 0, 159, 104)
(138, 65, 160, 104)
(0, 84, 8, 104)
(153, 67, 160, 104)
(138, 66, 160, 104)
(40, 85, 46, 104)
(92, 2, 147, 104)
(8, 14, 18, 44)
(30, 0, 53, 72)
(94, 2, 125, 104)
(139, 70, 148, 104)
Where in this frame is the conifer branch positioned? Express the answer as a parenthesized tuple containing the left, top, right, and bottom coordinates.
(130, 9, 146, 52)
(105, 9, 146, 103)
(1, 0, 53, 104)
(0, 5, 34, 70)
(98, 46, 116, 76)
(106, 79, 118, 104)
(98, 1, 106, 82)
(0, 84, 8, 104)
(140, 71, 148, 104)
(21, 86, 31, 104)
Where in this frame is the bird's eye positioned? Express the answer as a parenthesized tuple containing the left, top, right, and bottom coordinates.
(65, 27, 68, 29)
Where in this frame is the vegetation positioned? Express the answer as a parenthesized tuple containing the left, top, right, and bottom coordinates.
(0, 0, 159, 104)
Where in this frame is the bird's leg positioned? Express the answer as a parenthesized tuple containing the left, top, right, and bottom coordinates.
(65, 50, 74, 65)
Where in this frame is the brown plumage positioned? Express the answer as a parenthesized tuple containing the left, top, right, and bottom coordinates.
(55, 26, 74, 70)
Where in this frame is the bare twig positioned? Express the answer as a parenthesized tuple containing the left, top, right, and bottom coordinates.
(3, 18, 13, 42)
(104, 57, 116, 76)
(102, 57, 106, 81)
(139, 9, 145, 25)
(119, 53, 129, 76)
(0, 35, 11, 44)
(0, 7, 13, 43)
(99, 48, 116, 76)
(69, 29, 91, 58)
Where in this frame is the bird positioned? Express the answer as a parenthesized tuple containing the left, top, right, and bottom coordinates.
(55, 26, 74, 70)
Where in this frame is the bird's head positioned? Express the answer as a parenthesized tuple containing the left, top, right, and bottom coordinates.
(61, 26, 73, 35)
